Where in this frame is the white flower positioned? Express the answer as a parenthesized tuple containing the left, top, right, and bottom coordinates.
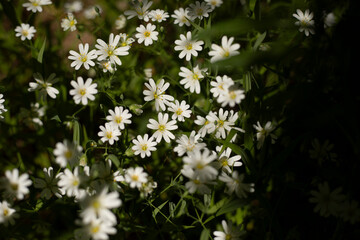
(118, 33, 135, 47)
(144, 68, 153, 79)
(219, 171, 255, 198)
(147, 112, 178, 143)
(181, 167, 211, 194)
(106, 106, 132, 130)
(168, 100, 192, 122)
(143, 78, 174, 111)
(98, 122, 121, 145)
(206, 109, 240, 139)
(0, 94, 7, 119)
(215, 147, 242, 173)
(194, 115, 214, 137)
(324, 12, 336, 28)
(179, 65, 207, 94)
(149, 9, 169, 22)
(187, 1, 212, 20)
(309, 182, 345, 217)
(75, 218, 117, 240)
(135, 23, 158, 46)
(22, 0, 52, 13)
(174, 31, 204, 61)
(69, 77, 98, 105)
(293, 9, 315, 36)
(64, 0, 83, 13)
(213, 220, 244, 240)
(209, 36, 240, 63)
(340, 200, 360, 224)
(124, 0, 153, 22)
(95, 33, 130, 67)
(0, 201, 17, 226)
(53, 140, 83, 168)
(1, 168, 32, 200)
(30, 102, 45, 126)
(58, 167, 84, 198)
(174, 131, 206, 157)
(15, 23, 36, 41)
(309, 138, 337, 165)
(182, 148, 218, 180)
(172, 8, 192, 27)
(34, 167, 63, 199)
(80, 188, 122, 224)
(61, 13, 77, 31)
(132, 134, 157, 158)
(115, 15, 127, 30)
(253, 121, 277, 149)
(124, 167, 148, 189)
(210, 75, 234, 98)
(205, 0, 223, 9)
(28, 73, 59, 99)
(84, 5, 102, 19)
(98, 61, 115, 73)
(68, 43, 98, 70)
(217, 88, 245, 107)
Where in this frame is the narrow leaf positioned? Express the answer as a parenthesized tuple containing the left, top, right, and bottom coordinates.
(37, 37, 46, 63)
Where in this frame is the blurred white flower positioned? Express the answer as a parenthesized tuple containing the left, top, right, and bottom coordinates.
(132, 134, 157, 158)
(135, 23, 158, 46)
(0, 201, 18, 226)
(28, 73, 59, 99)
(293, 9, 315, 36)
(174, 31, 204, 61)
(69, 77, 98, 105)
(1, 168, 32, 200)
(253, 121, 276, 149)
(64, 0, 83, 13)
(215, 147, 242, 173)
(219, 171, 254, 198)
(210, 75, 234, 98)
(124, 0, 153, 22)
(309, 182, 345, 217)
(115, 15, 127, 30)
(22, 0, 52, 13)
(340, 200, 360, 224)
(0, 94, 7, 119)
(61, 13, 77, 31)
(98, 122, 121, 145)
(15, 23, 36, 41)
(84, 5, 102, 19)
(54, 140, 83, 168)
(172, 8, 192, 27)
(213, 220, 244, 240)
(147, 112, 178, 143)
(205, 0, 223, 9)
(68, 43, 98, 70)
(149, 9, 169, 22)
(174, 131, 206, 157)
(209, 36, 240, 63)
(182, 148, 218, 180)
(168, 100, 192, 122)
(187, 1, 212, 20)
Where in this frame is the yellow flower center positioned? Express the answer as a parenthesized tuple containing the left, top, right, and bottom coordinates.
(32, 2, 39, 7)
(193, 179, 201, 185)
(196, 163, 204, 169)
(79, 88, 86, 96)
(176, 108, 183, 116)
(91, 225, 100, 234)
(70, 20, 75, 27)
(229, 91, 237, 100)
(65, 150, 73, 159)
(220, 156, 229, 166)
(196, 8, 204, 16)
(153, 92, 158, 99)
(106, 131, 113, 139)
(131, 175, 139, 181)
(186, 144, 195, 151)
(225, 234, 232, 240)
(158, 124, 166, 132)
(192, 73, 199, 80)
(204, 120, 209, 125)
(92, 200, 100, 210)
(181, 16, 187, 23)
(115, 116, 122, 124)
(144, 31, 151, 37)
(22, 30, 29, 37)
(141, 144, 148, 151)
(223, 51, 230, 57)
(80, 55, 87, 63)
(3, 209, 9, 216)
(211, 0, 217, 5)
(72, 179, 79, 186)
(155, 14, 162, 20)
(121, 42, 127, 47)
(107, 49, 113, 56)
(186, 43, 193, 50)
(10, 183, 18, 191)
(218, 120, 224, 127)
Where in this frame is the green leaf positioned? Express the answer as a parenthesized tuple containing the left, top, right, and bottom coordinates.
(216, 199, 243, 216)
(200, 228, 210, 240)
(51, 115, 61, 123)
(37, 37, 46, 63)
(73, 120, 80, 145)
(253, 31, 267, 51)
(249, 0, 257, 12)
(106, 154, 120, 168)
(152, 200, 168, 219)
(175, 200, 187, 218)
